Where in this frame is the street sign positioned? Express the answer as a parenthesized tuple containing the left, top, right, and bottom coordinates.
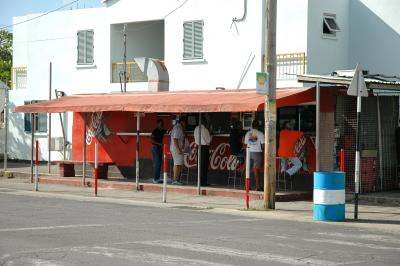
(347, 63, 368, 220)
(347, 64, 368, 97)
(256, 72, 269, 95)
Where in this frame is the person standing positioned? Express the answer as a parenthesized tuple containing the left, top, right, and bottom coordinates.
(194, 117, 212, 186)
(151, 119, 166, 184)
(170, 118, 186, 185)
(229, 118, 244, 158)
(244, 120, 265, 191)
(278, 122, 304, 176)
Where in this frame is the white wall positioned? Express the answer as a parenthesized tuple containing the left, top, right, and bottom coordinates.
(307, 0, 350, 75)
(10, 8, 111, 160)
(276, 0, 308, 54)
(164, 0, 263, 91)
(349, 0, 400, 75)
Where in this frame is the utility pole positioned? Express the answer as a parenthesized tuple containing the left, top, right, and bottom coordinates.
(3, 83, 9, 171)
(263, 0, 277, 209)
(123, 23, 127, 93)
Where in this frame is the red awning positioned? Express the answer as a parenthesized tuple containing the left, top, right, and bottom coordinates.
(15, 88, 315, 113)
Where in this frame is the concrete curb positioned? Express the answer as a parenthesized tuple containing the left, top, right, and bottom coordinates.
(36, 175, 312, 202)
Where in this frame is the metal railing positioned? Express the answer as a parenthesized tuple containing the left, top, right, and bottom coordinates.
(277, 52, 307, 80)
(12, 67, 27, 89)
(111, 61, 148, 83)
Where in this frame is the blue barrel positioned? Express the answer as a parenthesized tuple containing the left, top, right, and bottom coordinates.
(313, 172, 345, 221)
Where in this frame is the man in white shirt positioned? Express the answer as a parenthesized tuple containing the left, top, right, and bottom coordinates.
(194, 117, 212, 186)
(170, 118, 186, 185)
(244, 120, 265, 191)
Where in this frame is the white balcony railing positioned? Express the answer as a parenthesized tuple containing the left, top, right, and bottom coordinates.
(277, 52, 307, 80)
(111, 61, 148, 83)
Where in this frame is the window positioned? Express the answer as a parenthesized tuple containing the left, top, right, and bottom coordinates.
(183, 20, 204, 60)
(12, 67, 27, 89)
(322, 14, 340, 38)
(77, 30, 94, 65)
(24, 101, 47, 133)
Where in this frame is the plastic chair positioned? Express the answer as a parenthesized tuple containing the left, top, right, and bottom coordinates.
(228, 154, 244, 188)
(180, 153, 191, 184)
(277, 157, 288, 191)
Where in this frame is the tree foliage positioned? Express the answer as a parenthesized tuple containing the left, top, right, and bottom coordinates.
(0, 30, 12, 86)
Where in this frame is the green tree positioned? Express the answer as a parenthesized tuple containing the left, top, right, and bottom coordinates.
(0, 30, 12, 87)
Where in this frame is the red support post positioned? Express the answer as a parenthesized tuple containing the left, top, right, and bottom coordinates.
(246, 178, 250, 209)
(340, 148, 345, 172)
(245, 146, 250, 209)
(94, 142, 98, 197)
(35, 140, 39, 191)
(163, 144, 168, 174)
(35, 140, 39, 166)
(94, 168, 98, 196)
(162, 144, 168, 203)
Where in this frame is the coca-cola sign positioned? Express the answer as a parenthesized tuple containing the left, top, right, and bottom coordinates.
(184, 142, 239, 171)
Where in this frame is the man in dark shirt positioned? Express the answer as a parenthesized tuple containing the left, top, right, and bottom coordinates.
(151, 119, 166, 183)
(229, 119, 243, 156)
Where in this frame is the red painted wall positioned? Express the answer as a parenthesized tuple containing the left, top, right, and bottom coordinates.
(72, 112, 173, 166)
(72, 111, 316, 172)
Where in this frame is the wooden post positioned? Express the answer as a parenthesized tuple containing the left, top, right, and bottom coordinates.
(263, 0, 277, 210)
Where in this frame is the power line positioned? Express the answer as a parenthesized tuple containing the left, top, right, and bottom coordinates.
(0, 0, 79, 31)
(12, 1, 190, 45)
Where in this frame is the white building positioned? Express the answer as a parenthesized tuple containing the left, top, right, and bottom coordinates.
(9, 0, 400, 160)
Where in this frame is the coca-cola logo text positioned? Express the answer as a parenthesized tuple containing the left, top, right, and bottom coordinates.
(184, 142, 239, 171)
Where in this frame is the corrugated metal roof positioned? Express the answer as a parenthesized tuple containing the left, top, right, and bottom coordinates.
(298, 73, 400, 91)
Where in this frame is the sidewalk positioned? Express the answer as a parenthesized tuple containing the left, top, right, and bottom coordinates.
(0, 176, 399, 234)
(0, 161, 313, 201)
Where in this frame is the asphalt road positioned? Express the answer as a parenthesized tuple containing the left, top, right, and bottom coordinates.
(0, 190, 399, 266)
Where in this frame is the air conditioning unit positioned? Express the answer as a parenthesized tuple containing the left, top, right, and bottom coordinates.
(50, 137, 64, 151)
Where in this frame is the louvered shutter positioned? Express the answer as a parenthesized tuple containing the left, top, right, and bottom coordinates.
(86, 30, 94, 64)
(193, 21, 203, 59)
(77, 31, 85, 64)
(183, 22, 194, 59)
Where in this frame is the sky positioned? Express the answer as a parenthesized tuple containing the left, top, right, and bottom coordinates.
(0, 0, 103, 31)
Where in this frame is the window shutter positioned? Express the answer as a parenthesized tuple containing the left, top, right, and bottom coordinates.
(193, 21, 203, 59)
(183, 22, 194, 59)
(77, 31, 85, 64)
(86, 30, 94, 64)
